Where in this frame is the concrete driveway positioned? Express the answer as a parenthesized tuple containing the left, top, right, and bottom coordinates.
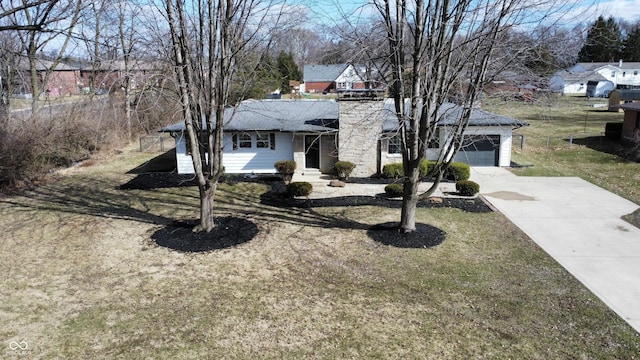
(471, 167, 640, 333)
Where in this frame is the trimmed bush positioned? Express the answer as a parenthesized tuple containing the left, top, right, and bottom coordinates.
(446, 162, 470, 181)
(333, 161, 356, 180)
(382, 163, 404, 178)
(274, 160, 296, 183)
(456, 180, 480, 196)
(383, 160, 434, 179)
(287, 181, 313, 197)
(384, 183, 404, 197)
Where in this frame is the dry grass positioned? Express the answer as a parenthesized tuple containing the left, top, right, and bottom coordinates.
(1, 145, 638, 358)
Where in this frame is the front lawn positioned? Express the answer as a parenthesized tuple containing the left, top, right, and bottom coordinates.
(0, 146, 638, 358)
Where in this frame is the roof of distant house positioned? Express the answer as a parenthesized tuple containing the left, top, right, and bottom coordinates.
(303, 64, 351, 82)
(610, 89, 640, 100)
(618, 102, 640, 111)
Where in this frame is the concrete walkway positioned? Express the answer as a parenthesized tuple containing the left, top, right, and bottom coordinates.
(470, 167, 640, 333)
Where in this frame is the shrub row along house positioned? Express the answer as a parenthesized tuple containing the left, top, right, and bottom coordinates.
(160, 99, 527, 177)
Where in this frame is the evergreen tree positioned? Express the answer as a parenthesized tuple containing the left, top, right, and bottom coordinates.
(622, 26, 640, 61)
(578, 16, 623, 62)
(276, 51, 302, 94)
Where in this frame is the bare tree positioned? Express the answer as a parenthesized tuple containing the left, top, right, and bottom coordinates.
(373, 0, 582, 233)
(163, 0, 285, 232)
(2, 0, 83, 113)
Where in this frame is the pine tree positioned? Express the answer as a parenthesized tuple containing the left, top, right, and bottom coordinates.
(578, 16, 623, 62)
(276, 51, 302, 94)
(622, 26, 640, 61)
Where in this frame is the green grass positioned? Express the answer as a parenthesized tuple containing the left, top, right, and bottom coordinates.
(0, 145, 638, 358)
(484, 95, 640, 205)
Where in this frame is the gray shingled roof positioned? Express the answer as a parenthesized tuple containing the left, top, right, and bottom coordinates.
(303, 64, 350, 82)
(160, 100, 339, 133)
(381, 99, 527, 131)
(611, 89, 640, 101)
(160, 99, 525, 134)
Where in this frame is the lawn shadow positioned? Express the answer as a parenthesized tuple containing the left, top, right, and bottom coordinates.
(151, 217, 259, 253)
(367, 222, 446, 248)
(127, 150, 177, 174)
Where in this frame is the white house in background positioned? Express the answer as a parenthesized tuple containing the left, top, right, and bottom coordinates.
(160, 99, 527, 177)
(302, 64, 366, 94)
(550, 61, 640, 96)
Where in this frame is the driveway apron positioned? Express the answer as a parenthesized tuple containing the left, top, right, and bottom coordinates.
(471, 167, 640, 333)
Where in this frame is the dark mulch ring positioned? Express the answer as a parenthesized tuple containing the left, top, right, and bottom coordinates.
(367, 222, 446, 248)
(261, 191, 492, 213)
(151, 217, 259, 252)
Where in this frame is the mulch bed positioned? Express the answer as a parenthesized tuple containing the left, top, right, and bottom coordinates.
(125, 174, 491, 251)
(151, 217, 259, 252)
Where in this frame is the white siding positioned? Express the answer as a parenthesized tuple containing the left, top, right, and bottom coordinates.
(173, 132, 294, 174)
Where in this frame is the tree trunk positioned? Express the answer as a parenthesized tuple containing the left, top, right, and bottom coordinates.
(399, 165, 422, 233)
(195, 181, 217, 233)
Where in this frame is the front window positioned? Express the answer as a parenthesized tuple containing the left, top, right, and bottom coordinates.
(256, 133, 270, 148)
(238, 133, 252, 148)
(428, 129, 440, 148)
(388, 134, 402, 154)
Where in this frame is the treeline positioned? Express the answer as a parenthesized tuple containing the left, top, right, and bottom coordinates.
(578, 16, 640, 62)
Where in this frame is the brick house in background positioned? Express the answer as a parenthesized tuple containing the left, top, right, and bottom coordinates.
(15, 58, 82, 97)
(13, 57, 162, 98)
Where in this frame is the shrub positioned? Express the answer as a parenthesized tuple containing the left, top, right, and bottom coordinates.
(446, 162, 470, 181)
(384, 160, 434, 179)
(382, 163, 403, 178)
(333, 161, 356, 180)
(274, 160, 296, 183)
(286, 181, 312, 197)
(384, 183, 404, 197)
(456, 180, 480, 196)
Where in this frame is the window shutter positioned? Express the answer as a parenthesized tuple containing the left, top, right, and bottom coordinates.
(270, 133, 276, 150)
(232, 133, 238, 150)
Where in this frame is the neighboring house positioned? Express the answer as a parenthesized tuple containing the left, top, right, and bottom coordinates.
(161, 99, 526, 177)
(12, 57, 162, 97)
(15, 58, 82, 97)
(618, 102, 640, 142)
(303, 64, 365, 94)
(550, 61, 640, 96)
(79, 59, 163, 94)
(608, 89, 640, 111)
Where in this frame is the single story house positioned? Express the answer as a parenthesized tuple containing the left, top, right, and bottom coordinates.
(302, 64, 365, 94)
(160, 99, 527, 177)
(618, 102, 640, 142)
(608, 89, 640, 112)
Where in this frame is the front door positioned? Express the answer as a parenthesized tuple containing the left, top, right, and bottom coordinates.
(304, 135, 320, 169)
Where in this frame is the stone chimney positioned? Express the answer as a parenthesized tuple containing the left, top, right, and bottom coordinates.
(338, 100, 384, 177)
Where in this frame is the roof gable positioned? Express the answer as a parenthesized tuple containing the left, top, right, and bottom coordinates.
(303, 64, 351, 82)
